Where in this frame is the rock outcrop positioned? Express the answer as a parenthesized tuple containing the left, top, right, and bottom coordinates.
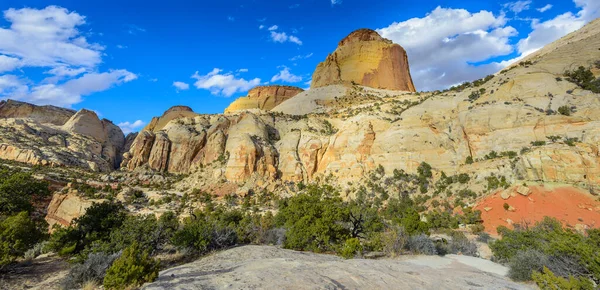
(0, 99, 75, 125)
(311, 29, 416, 92)
(45, 192, 104, 229)
(224, 85, 304, 113)
(144, 245, 530, 290)
(144, 106, 198, 132)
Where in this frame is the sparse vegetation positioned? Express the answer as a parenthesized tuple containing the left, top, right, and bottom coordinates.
(564, 66, 600, 93)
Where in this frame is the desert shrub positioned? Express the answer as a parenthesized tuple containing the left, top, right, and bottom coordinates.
(417, 162, 433, 179)
(276, 185, 350, 252)
(447, 231, 477, 257)
(465, 156, 474, 164)
(558, 105, 571, 116)
(103, 242, 159, 289)
(564, 66, 600, 93)
(47, 201, 127, 257)
(260, 228, 286, 246)
(383, 197, 429, 235)
(172, 214, 235, 253)
(477, 232, 492, 243)
(0, 212, 47, 266)
(93, 212, 178, 255)
(0, 168, 50, 215)
(531, 141, 547, 146)
(61, 252, 121, 289)
(490, 217, 600, 283)
(407, 234, 437, 255)
(457, 173, 470, 184)
(24, 241, 50, 260)
(532, 267, 594, 290)
(381, 226, 409, 257)
(508, 249, 550, 281)
(339, 238, 363, 259)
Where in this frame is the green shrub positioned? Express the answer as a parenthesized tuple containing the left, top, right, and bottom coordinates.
(558, 105, 571, 116)
(457, 173, 470, 184)
(531, 141, 547, 146)
(381, 226, 408, 257)
(509, 249, 550, 281)
(103, 242, 159, 289)
(0, 168, 50, 215)
(465, 156, 474, 164)
(339, 238, 363, 259)
(564, 66, 600, 93)
(276, 185, 350, 252)
(407, 234, 437, 255)
(417, 162, 433, 179)
(61, 252, 120, 289)
(532, 267, 594, 290)
(490, 217, 600, 283)
(0, 212, 47, 266)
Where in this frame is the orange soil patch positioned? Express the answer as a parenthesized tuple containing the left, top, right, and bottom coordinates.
(475, 185, 600, 236)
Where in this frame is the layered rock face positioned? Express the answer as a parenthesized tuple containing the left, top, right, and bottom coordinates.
(0, 99, 76, 125)
(224, 86, 304, 113)
(311, 29, 416, 92)
(123, 20, 600, 192)
(0, 102, 126, 171)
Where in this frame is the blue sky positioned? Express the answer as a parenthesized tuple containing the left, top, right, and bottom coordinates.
(0, 0, 598, 133)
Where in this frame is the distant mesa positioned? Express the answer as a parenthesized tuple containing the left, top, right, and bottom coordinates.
(0, 99, 76, 126)
(224, 85, 304, 113)
(311, 28, 416, 92)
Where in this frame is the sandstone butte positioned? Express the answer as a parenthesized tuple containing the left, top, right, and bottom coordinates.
(224, 85, 304, 113)
(311, 28, 416, 92)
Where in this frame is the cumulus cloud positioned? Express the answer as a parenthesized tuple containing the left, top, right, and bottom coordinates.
(0, 6, 137, 107)
(378, 6, 515, 91)
(21, 70, 137, 107)
(237, 68, 249, 73)
(0, 55, 20, 73)
(268, 25, 278, 31)
(259, 25, 265, 29)
(192, 68, 261, 97)
(173, 81, 190, 91)
(504, 1, 532, 14)
(118, 120, 146, 134)
(0, 6, 103, 68)
(537, 4, 553, 12)
(271, 67, 302, 83)
(266, 25, 302, 45)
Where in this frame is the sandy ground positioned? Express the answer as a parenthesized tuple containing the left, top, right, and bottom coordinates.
(476, 185, 600, 235)
(143, 245, 533, 290)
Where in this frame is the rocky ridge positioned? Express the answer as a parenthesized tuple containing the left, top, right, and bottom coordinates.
(120, 19, 600, 196)
(224, 85, 304, 113)
(311, 29, 416, 91)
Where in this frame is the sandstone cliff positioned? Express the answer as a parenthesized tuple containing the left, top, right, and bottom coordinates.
(0, 99, 75, 125)
(311, 29, 416, 92)
(144, 105, 198, 132)
(224, 85, 304, 113)
(122, 20, 600, 194)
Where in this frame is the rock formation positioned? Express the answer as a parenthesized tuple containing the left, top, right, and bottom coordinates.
(0, 99, 76, 125)
(144, 105, 198, 132)
(121, 20, 600, 193)
(224, 85, 304, 113)
(311, 28, 416, 92)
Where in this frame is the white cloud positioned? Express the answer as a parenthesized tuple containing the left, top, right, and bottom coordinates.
(537, 4, 553, 12)
(289, 53, 313, 61)
(237, 68, 249, 73)
(0, 55, 20, 73)
(378, 6, 515, 91)
(268, 25, 278, 31)
(517, 0, 600, 56)
(116, 44, 127, 49)
(1, 70, 137, 107)
(192, 68, 261, 97)
(259, 25, 265, 30)
(173, 81, 190, 91)
(118, 120, 145, 134)
(0, 6, 103, 68)
(331, 0, 342, 5)
(271, 67, 302, 83)
(0, 6, 137, 107)
(149, 78, 158, 82)
(504, 1, 532, 14)
(270, 31, 302, 45)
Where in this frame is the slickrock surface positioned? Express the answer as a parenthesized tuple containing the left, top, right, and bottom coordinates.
(144, 245, 532, 290)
